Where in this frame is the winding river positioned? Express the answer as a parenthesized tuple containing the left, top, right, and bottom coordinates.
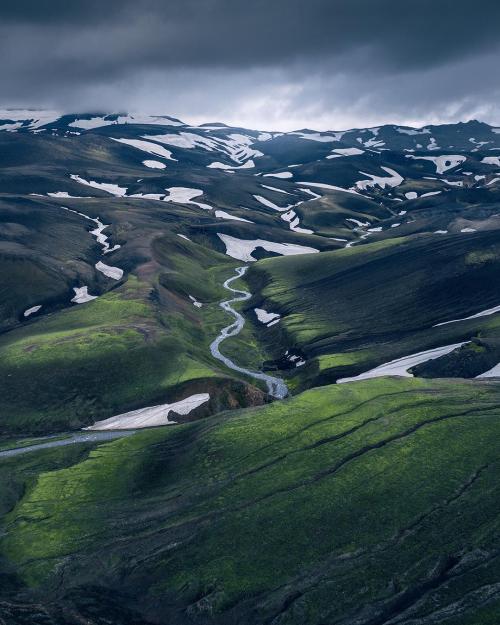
(209, 266, 288, 399)
(0, 431, 133, 460)
(1, 267, 286, 460)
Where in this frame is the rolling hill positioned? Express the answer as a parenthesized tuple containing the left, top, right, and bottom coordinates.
(0, 111, 499, 624)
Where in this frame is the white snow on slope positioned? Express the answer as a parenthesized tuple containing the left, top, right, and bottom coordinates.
(60, 207, 119, 254)
(189, 295, 203, 308)
(129, 193, 165, 200)
(70, 175, 127, 197)
(263, 171, 293, 179)
(254, 193, 314, 234)
(71, 286, 98, 304)
(434, 303, 500, 327)
(150, 132, 217, 152)
(346, 218, 370, 227)
(24, 305, 42, 317)
(406, 154, 466, 174)
(395, 126, 431, 135)
(207, 159, 255, 170)
(476, 363, 500, 378)
(164, 187, 212, 210)
(111, 138, 176, 160)
(95, 261, 123, 280)
(337, 342, 468, 383)
(143, 160, 167, 169)
(217, 233, 318, 262)
(327, 147, 365, 159)
(215, 210, 253, 223)
(253, 195, 293, 212)
(69, 114, 183, 130)
(281, 209, 314, 234)
(0, 109, 61, 130)
(254, 308, 281, 326)
(290, 131, 344, 142)
(421, 191, 442, 197)
(261, 184, 291, 195)
(405, 191, 418, 199)
(85, 393, 210, 430)
(0, 122, 24, 131)
(68, 117, 116, 130)
(47, 191, 88, 198)
(356, 166, 403, 190)
(461, 228, 477, 233)
(144, 132, 262, 164)
(296, 181, 361, 195)
(481, 156, 500, 167)
(363, 137, 385, 149)
(300, 188, 322, 200)
(426, 137, 439, 150)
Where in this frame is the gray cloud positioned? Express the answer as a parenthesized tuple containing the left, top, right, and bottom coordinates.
(2, 0, 500, 130)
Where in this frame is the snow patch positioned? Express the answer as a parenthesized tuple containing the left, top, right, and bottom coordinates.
(254, 308, 281, 326)
(143, 160, 167, 169)
(215, 210, 253, 223)
(356, 167, 403, 190)
(434, 303, 500, 327)
(406, 154, 466, 174)
(95, 261, 123, 280)
(337, 342, 468, 383)
(70, 175, 127, 197)
(263, 171, 293, 179)
(111, 138, 176, 160)
(164, 187, 212, 210)
(296, 181, 361, 195)
(189, 295, 203, 308)
(482, 156, 500, 167)
(85, 393, 210, 430)
(24, 305, 42, 317)
(395, 126, 430, 136)
(217, 233, 318, 262)
(476, 363, 500, 378)
(261, 184, 291, 195)
(290, 131, 344, 142)
(327, 147, 365, 158)
(71, 286, 97, 304)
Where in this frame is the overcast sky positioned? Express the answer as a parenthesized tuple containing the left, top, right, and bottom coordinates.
(2, 0, 500, 131)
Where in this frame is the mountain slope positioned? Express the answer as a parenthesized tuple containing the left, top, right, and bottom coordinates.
(1, 377, 499, 624)
(0, 113, 500, 624)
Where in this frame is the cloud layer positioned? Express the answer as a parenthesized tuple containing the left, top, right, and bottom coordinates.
(2, 0, 500, 130)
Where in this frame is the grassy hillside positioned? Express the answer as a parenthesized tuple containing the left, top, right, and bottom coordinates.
(0, 235, 272, 437)
(1, 377, 499, 624)
(246, 229, 500, 388)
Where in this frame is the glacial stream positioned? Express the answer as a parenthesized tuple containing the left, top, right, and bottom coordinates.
(0, 431, 133, 460)
(209, 266, 288, 399)
(1, 267, 287, 460)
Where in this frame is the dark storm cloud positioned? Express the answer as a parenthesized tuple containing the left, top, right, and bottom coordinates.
(1, 0, 500, 129)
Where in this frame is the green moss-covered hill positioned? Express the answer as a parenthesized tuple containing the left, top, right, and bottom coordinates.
(1, 377, 499, 624)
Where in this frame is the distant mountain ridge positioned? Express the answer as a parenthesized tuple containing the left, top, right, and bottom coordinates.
(1, 109, 500, 151)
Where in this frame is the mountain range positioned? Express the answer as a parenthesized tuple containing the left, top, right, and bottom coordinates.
(1, 111, 500, 625)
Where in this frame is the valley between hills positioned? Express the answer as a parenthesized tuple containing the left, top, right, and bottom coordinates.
(0, 112, 499, 624)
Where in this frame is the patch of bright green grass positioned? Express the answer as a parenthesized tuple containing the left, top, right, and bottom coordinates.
(2, 377, 499, 623)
